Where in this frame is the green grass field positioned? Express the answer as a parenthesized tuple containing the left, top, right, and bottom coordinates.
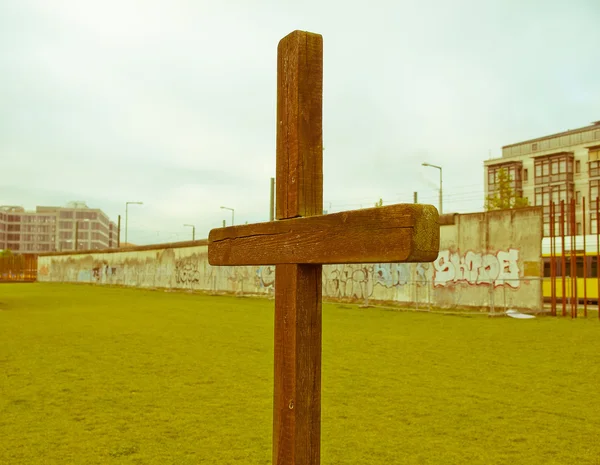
(1, 283, 599, 464)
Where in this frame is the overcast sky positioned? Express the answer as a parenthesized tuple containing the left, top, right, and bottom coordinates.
(1, 0, 599, 245)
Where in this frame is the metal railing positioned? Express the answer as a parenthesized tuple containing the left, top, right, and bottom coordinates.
(0, 254, 38, 282)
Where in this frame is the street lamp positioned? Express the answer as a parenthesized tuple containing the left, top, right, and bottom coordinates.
(125, 201, 143, 245)
(184, 224, 196, 241)
(220, 206, 234, 226)
(422, 163, 443, 214)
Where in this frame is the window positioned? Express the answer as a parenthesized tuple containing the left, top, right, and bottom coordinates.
(523, 168, 528, 182)
(534, 153, 574, 184)
(543, 258, 550, 277)
(576, 191, 581, 205)
(487, 163, 524, 197)
(532, 143, 538, 151)
(577, 222, 582, 235)
(589, 147, 600, 177)
(576, 160, 581, 173)
(59, 211, 73, 219)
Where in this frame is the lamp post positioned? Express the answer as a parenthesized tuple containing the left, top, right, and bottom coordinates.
(220, 206, 234, 226)
(184, 224, 196, 241)
(422, 162, 443, 214)
(125, 201, 143, 246)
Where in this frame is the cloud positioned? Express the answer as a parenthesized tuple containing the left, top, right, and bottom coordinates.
(1, 0, 599, 244)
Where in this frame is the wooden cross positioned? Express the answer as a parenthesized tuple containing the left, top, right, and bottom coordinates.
(208, 30, 440, 465)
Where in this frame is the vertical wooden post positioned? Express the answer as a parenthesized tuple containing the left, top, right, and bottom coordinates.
(270, 177, 275, 221)
(274, 30, 323, 465)
(561, 200, 567, 317)
(583, 197, 588, 317)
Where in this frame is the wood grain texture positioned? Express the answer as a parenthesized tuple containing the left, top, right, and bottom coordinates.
(273, 264, 321, 465)
(276, 30, 323, 220)
(208, 203, 440, 266)
(273, 30, 323, 465)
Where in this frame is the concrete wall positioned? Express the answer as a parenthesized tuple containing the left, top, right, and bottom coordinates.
(38, 208, 543, 311)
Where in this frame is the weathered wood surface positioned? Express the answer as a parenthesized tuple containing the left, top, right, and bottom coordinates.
(208, 203, 440, 266)
(273, 264, 321, 465)
(206, 28, 441, 465)
(273, 30, 323, 465)
(276, 30, 323, 219)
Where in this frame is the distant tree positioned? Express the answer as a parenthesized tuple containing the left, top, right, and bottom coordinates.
(374, 198, 383, 208)
(0, 250, 13, 258)
(485, 168, 529, 211)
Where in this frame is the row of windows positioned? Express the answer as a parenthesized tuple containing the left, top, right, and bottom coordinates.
(19, 225, 55, 233)
(18, 234, 54, 242)
(543, 256, 600, 278)
(56, 220, 110, 235)
(488, 164, 522, 185)
(488, 151, 600, 190)
(19, 216, 56, 223)
(7, 243, 54, 252)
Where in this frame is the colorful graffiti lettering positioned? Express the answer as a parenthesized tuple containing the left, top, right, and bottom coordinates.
(432, 249, 520, 288)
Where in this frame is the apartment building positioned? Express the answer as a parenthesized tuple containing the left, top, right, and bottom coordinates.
(484, 121, 600, 236)
(0, 201, 118, 253)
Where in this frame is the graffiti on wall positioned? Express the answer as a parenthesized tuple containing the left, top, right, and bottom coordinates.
(255, 265, 275, 290)
(324, 265, 374, 299)
(432, 249, 520, 288)
(175, 257, 201, 285)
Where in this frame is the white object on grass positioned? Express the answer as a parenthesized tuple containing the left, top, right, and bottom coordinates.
(505, 309, 535, 319)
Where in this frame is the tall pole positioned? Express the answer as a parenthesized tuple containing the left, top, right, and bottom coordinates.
(439, 168, 443, 215)
(125, 201, 143, 246)
(184, 224, 196, 241)
(583, 196, 588, 317)
(75, 221, 79, 251)
(117, 215, 121, 248)
(422, 162, 442, 214)
(220, 206, 235, 226)
(270, 177, 275, 221)
(561, 200, 566, 316)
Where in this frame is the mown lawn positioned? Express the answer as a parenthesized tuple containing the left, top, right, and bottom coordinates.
(1, 283, 599, 464)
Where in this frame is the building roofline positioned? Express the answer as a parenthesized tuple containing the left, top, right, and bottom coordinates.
(502, 121, 600, 149)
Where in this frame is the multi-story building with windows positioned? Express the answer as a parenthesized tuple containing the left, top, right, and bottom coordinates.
(0, 201, 118, 253)
(484, 121, 600, 237)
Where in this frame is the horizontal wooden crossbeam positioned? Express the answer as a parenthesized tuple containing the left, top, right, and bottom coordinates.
(208, 204, 439, 266)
